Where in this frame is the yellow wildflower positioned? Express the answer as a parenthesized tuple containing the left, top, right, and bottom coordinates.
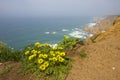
(31, 49, 35, 53)
(43, 54, 48, 58)
(31, 50, 37, 54)
(50, 53, 55, 57)
(58, 46, 63, 50)
(39, 64, 46, 71)
(60, 52, 65, 56)
(31, 50, 35, 53)
(50, 51, 55, 56)
(28, 55, 34, 60)
(38, 59, 44, 64)
(43, 61, 49, 67)
(44, 43, 50, 46)
(25, 51, 29, 55)
(56, 55, 60, 58)
(35, 42, 41, 48)
(37, 51, 41, 54)
(52, 57, 57, 61)
(58, 57, 64, 62)
(49, 58, 53, 61)
(33, 54, 37, 57)
(39, 54, 43, 58)
(56, 51, 60, 54)
(52, 47, 57, 50)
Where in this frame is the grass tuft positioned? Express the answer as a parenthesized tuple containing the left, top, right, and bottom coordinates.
(79, 51, 87, 58)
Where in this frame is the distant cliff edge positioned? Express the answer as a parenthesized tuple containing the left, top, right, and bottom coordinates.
(85, 16, 120, 44)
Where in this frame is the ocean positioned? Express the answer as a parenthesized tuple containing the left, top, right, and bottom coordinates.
(0, 17, 93, 50)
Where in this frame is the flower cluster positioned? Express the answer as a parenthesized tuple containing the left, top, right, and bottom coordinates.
(24, 42, 66, 71)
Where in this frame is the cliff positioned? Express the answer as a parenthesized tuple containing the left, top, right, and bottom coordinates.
(85, 16, 120, 44)
(84, 16, 117, 34)
(66, 16, 120, 80)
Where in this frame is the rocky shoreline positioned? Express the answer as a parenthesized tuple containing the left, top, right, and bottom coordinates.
(84, 16, 117, 34)
(85, 16, 120, 44)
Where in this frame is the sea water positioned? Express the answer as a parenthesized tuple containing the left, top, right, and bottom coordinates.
(0, 17, 93, 50)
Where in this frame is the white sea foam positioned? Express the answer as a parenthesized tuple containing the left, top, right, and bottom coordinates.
(72, 28, 83, 31)
(50, 44, 58, 48)
(69, 31, 86, 38)
(74, 28, 79, 30)
(45, 32, 50, 34)
(69, 28, 93, 39)
(62, 29, 69, 31)
(88, 22, 96, 27)
(45, 31, 56, 34)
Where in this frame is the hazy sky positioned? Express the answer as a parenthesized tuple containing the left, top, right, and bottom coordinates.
(0, 0, 120, 17)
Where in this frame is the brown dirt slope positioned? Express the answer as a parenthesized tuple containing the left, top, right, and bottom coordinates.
(0, 61, 35, 80)
(66, 17, 120, 80)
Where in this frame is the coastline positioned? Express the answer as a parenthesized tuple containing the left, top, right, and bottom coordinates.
(0, 16, 118, 50)
(84, 16, 117, 35)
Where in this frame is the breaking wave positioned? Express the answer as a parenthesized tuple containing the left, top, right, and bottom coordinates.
(69, 28, 93, 39)
(62, 29, 69, 31)
(45, 31, 56, 34)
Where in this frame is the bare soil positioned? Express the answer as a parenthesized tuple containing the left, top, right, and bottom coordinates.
(0, 61, 35, 80)
(66, 34, 120, 80)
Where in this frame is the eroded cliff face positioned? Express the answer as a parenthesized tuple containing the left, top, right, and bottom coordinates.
(84, 16, 117, 34)
(85, 16, 120, 44)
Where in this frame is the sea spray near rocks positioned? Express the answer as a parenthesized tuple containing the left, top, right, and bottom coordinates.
(84, 16, 117, 34)
(69, 28, 93, 39)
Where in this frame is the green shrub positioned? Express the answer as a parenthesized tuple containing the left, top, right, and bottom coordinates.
(0, 41, 12, 62)
(0, 41, 23, 62)
(58, 35, 78, 50)
(9, 51, 23, 61)
(22, 42, 71, 80)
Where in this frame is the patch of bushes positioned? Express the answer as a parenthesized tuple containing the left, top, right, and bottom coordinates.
(0, 35, 82, 80)
(22, 42, 71, 80)
(0, 41, 23, 62)
(59, 35, 79, 50)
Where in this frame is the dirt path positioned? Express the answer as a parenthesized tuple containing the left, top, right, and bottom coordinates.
(66, 33, 120, 80)
(0, 61, 36, 80)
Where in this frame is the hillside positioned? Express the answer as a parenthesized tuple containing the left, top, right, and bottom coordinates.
(66, 17, 120, 80)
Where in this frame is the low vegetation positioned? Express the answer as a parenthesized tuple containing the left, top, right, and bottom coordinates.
(79, 51, 87, 58)
(59, 35, 79, 50)
(0, 35, 86, 80)
(22, 41, 71, 80)
(0, 41, 23, 62)
(0, 65, 12, 76)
